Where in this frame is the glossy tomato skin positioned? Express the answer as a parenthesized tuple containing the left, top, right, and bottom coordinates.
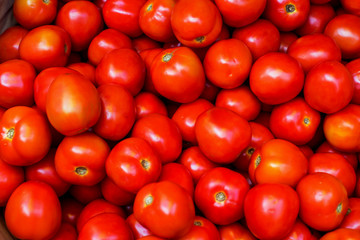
(0, 106, 52, 166)
(19, 25, 71, 71)
(126, 214, 152, 239)
(0, 59, 36, 108)
(218, 222, 256, 240)
(46, 72, 101, 136)
(346, 58, 360, 105)
(13, 0, 57, 29)
(67, 62, 96, 85)
(263, 0, 310, 32)
(244, 183, 300, 240)
(0, 159, 24, 206)
(287, 33, 342, 73)
(5, 181, 62, 240)
(203, 39, 252, 89)
(0, 26, 28, 62)
(296, 173, 349, 231)
(150, 47, 205, 103)
(232, 19, 280, 61)
(339, 198, 360, 230)
(320, 228, 360, 240)
(133, 181, 195, 239)
(249, 52, 304, 105)
(134, 92, 168, 120)
(304, 60, 354, 114)
(101, 177, 136, 206)
(281, 219, 315, 240)
(95, 48, 146, 96)
(56, 1, 103, 52)
(93, 84, 136, 141)
(269, 97, 321, 145)
(323, 104, 360, 152)
(139, 48, 163, 94)
(177, 216, 220, 240)
(340, 0, 360, 16)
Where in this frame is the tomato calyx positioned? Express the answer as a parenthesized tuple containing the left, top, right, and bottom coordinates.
(215, 191, 226, 203)
(141, 159, 150, 170)
(285, 4, 296, 14)
(43, 0, 50, 4)
(144, 195, 154, 207)
(194, 220, 202, 226)
(162, 53, 173, 62)
(303, 117, 310, 125)
(346, 208, 351, 215)
(247, 147, 255, 156)
(336, 202, 343, 214)
(146, 3, 153, 12)
(195, 36, 205, 43)
(75, 166, 88, 176)
(255, 155, 261, 168)
(6, 128, 15, 139)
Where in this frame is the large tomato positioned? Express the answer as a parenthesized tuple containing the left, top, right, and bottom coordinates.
(0, 26, 28, 62)
(339, 198, 360, 230)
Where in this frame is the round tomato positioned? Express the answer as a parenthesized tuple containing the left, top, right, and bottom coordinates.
(339, 197, 360, 230)
(0, 26, 28, 62)
(139, 47, 164, 94)
(0, 159, 24, 206)
(320, 228, 360, 240)
(101, 177, 136, 206)
(218, 222, 256, 240)
(177, 216, 220, 240)
(132, 33, 162, 53)
(126, 214, 152, 239)
(279, 32, 298, 53)
(281, 219, 315, 240)
(134, 92, 168, 120)
(67, 62, 96, 85)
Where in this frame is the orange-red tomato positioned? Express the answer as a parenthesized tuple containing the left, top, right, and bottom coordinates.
(134, 92, 168, 120)
(100, 177, 135, 206)
(0, 26, 28, 62)
(320, 228, 360, 240)
(218, 222, 256, 240)
(126, 214, 152, 239)
(177, 216, 220, 240)
(0, 159, 24, 206)
(339, 198, 360, 230)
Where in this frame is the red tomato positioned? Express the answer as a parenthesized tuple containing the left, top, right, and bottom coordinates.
(340, 0, 360, 16)
(195, 107, 251, 164)
(46, 72, 101, 136)
(249, 52, 304, 105)
(203, 39, 252, 89)
(126, 214, 153, 239)
(248, 139, 308, 187)
(93, 84, 136, 141)
(13, 0, 57, 29)
(232, 19, 280, 60)
(170, 0, 222, 48)
(346, 58, 360, 105)
(60, 197, 84, 226)
(139, 48, 163, 94)
(320, 228, 360, 240)
(218, 222, 256, 240)
(131, 113, 182, 163)
(55, 132, 110, 186)
(69, 184, 103, 205)
(67, 62, 96, 84)
(214, 0, 266, 28)
(339, 198, 360, 230)
(0, 106, 52, 166)
(78, 213, 134, 240)
(263, 0, 310, 31)
(269, 97, 321, 145)
(288, 34, 341, 73)
(56, 1, 103, 52)
(304, 60, 354, 114)
(0, 59, 36, 108)
(244, 183, 300, 239)
(0, 26, 28, 62)
(279, 32, 298, 53)
(133, 181, 195, 239)
(150, 47, 205, 103)
(87, 28, 132, 66)
(19, 25, 71, 71)
(95, 48, 146, 96)
(101, 177, 136, 206)
(324, 14, 360, 59)
(172, 99, 213, 144)
(323, 104, 360, 152)
(195, 167, 250, 225)
(132, 35, 162, 53)
(281, 219, 315, 240)
(139, 0, 176, 42)
(51, 222, 77, 240)
(0, 159, 24, 206)
(134, 92, 168, 120)
(296, 173, 349, 231)
(177, 216, 220, 240)
(5, 181, 61, 240)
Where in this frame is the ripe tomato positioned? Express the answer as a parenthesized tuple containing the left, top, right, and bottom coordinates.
(279, 32, 298, 53)
(126, 214, 152, 239)
(150, 47, 205, 103)
(0, 159, 24, 206)
(0, 59, 36, 108)
(296, 173, 349, 231)
(320, 228, 360, 240)
(249, 52, 304, 105)
(177, 216, 220, 240)
(345, 58, 360, 105)
(0, 106, 52, 166)
(134, 92, 168, 120)
(244, 183, 300, 239)
(51, 222, 78, 240)
(340, 0, 360, 15)
(218, 222, 256, 240)
(46, 72, 101, 136)
(281, 219, 315, 240)
(133, 181, 195, 239)
(339, 198, 360, 230)
(67, 62, 96, 85)
(0, 26, 28, 62)
(101, 177, 136, 206)
(203, 39, 252, 89)
(139, 48, 163, 94)
(5, 181, 61, 240)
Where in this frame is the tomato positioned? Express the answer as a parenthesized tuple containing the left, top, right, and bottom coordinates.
(324, 14, 360, 59)
(295, 3, 336, 36)
(263, 0, 310, 32)
(25, 148, 71, 196)
(218, 222, 256, 240)
(203, 39, 252, 89)
(299, 145, 314, 159)
(139, 48, 163, 94)
(131, 113, 182, 163)
(171, 0, 222, 48)
(339, 198, 360, 230)
(214, 0, 266, 28)
(101, 177, 136, 206)
(126, 214, 153, 239)
(133, 181, 195, 239)
(87, 28, 132, 66)
(0, 159, 24, 206)
(296, 173, 349, 231)
(304, 61, 354, 114)
(19, 25, 71, 71)
(279, 32, 298, 53)
(55, 132, 109, 186)
(51, 222, 77, 240)
(249, 52, 304, 105)
(177, 216, 220, 240)
(244, 183, 300, 239)
(69, 184, 103, 205)
(5, 181, 61, 240)
(93, 84, 136, 141)
(287, 34, 341, 73)
(0, 26, 28, 62)
(56, 1, 103, 52)
(323, 104, 360, 152)
(320, 228, 360, 240)
(0, 59, 36, 108)
(346, 58, 360, 105)
(249, 139, 308, 187)
(0, 106, 52, 166)
(172, 99, 213, 144)
(281, 219, 315, 240)
(269, 97, 321, 145)
(13, 0, 57, 29)
(67, 62, 96, 84)
(46, 72, 101, 136)
(60, 197, 84, 226)
(134, 92, 168, 120)
(78, 213, 134, 240)
(232, 19, 280, 61)
(150, 47, 205, 103)
(200, 80, 220, 102)
(95, 48, 146, 96)
(340, 0, 360, 16)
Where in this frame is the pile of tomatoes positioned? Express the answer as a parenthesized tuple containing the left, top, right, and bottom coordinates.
(0, 0, 360, 239)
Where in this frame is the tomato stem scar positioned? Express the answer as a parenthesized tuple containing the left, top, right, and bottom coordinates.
(141, 159, 150, 170)
(144, 195, 153, 206)
(286, 4, 296, 13)
(75, 167, 87, 176)
(215, 192, 226, 202)
(6, 128, 15, 139)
